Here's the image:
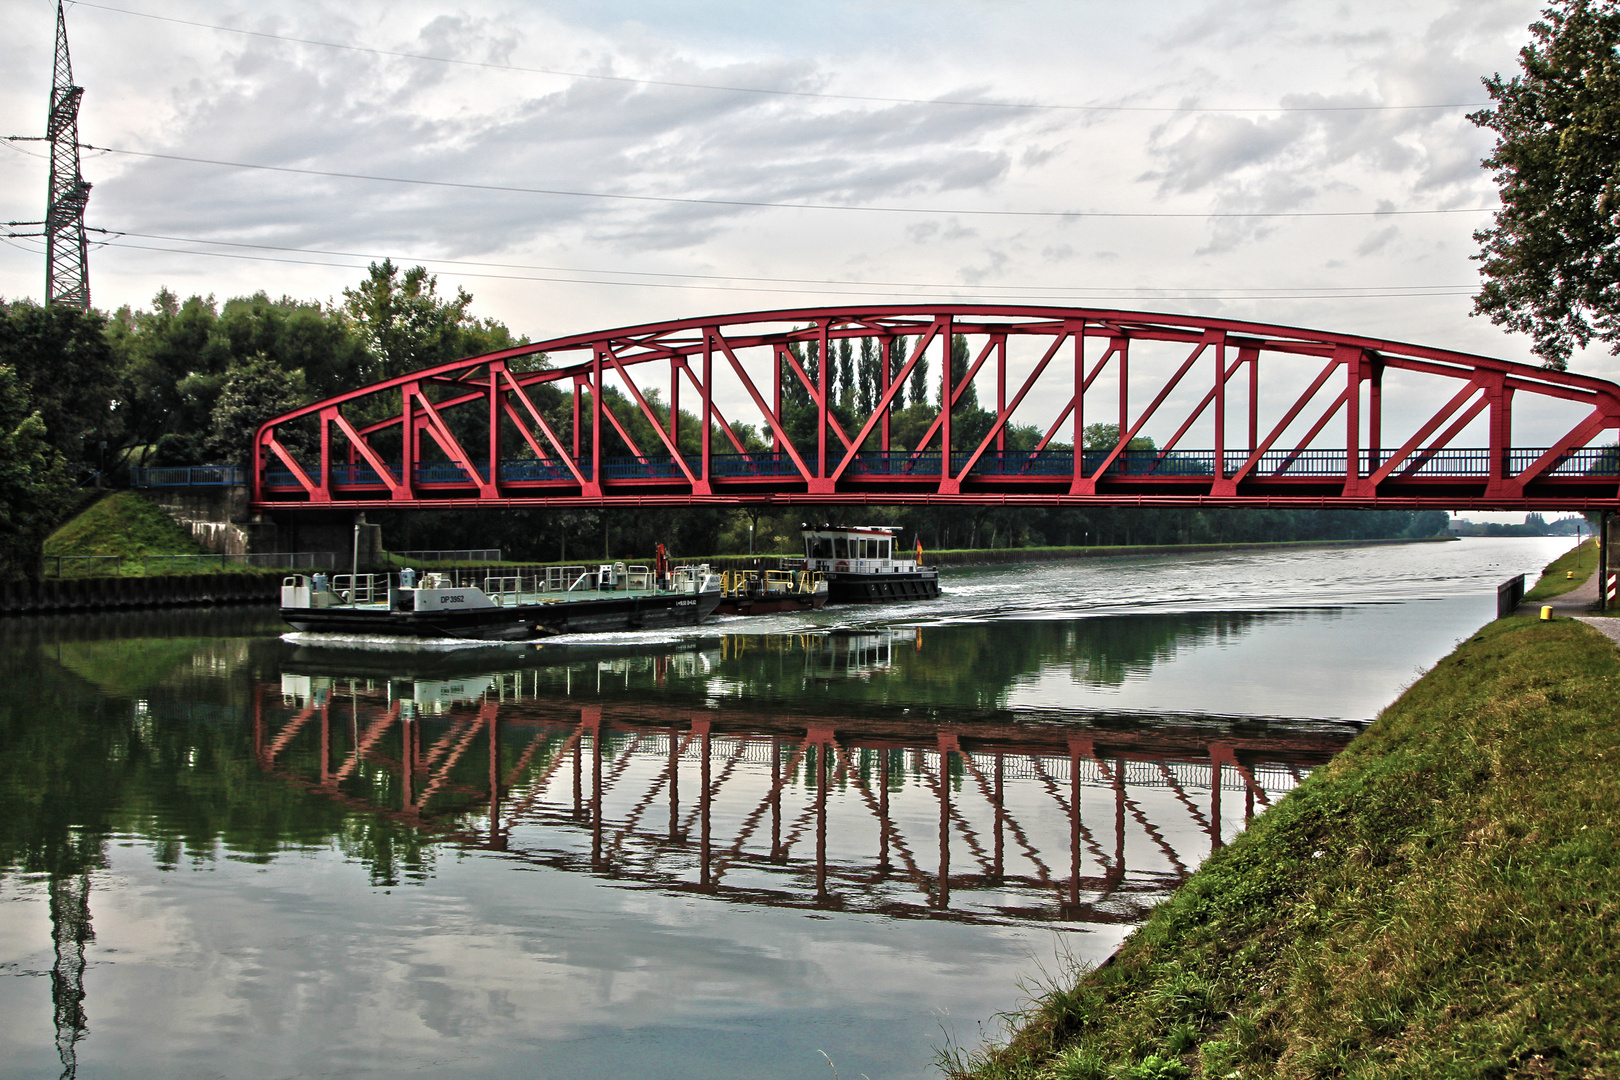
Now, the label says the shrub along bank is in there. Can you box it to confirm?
[948,549,1620,1079]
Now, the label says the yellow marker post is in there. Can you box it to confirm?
[1541,606,1554,621]
[1568,570,1575,579]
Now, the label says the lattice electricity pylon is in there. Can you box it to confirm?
[44,0,91,309]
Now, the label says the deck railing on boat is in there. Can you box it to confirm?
[482,576,523,606]
[331,573,387,604]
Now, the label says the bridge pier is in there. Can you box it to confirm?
[265,509,383,570]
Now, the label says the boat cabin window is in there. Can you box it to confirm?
[834,537,849,558]
[878,539,889,560]
[808,536,832,559]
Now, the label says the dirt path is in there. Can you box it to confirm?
[1518,560,1620,646]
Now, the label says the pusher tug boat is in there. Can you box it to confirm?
[798,524,940,603]
[280,560,722,641]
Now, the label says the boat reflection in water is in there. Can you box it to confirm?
[262,634,1355,926]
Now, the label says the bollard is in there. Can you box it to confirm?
[1541,605,1554,621]
[1568,570,1575,579]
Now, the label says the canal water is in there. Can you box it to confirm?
[0,537,1571,1079]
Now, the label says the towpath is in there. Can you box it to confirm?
[1520,561,1620,647]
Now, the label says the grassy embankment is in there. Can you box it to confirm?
[1522,536,1600,604]
[947,543,1620,1079]
[41,490,243,576]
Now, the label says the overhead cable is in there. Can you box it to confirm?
[100,228,1480,296]
[63,143,1497,220]
[83,234,1480,302]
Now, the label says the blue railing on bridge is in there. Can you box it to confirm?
[258,444,1620,492]
[707,452,803,478]
[132,465,247,488]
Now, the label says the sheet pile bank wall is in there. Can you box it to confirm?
[250,305,1620,514]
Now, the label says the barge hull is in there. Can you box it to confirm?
[285,591,718,640]
[715,594,829,616]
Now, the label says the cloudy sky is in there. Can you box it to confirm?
[2,0,1561,355]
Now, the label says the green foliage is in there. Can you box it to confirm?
[950,554,1620,1079]
[106,289,347,464]
[858,335,879,414]
[0,363,72,580]
[343,259,520,382]
[206,354,310,468]
[949,332,979,412]
[0,619,366,883]
[96,265,525,473]
[1471,0,1620,368]
[0,298,117,465]
[905,335,928,406]
[1119,1055,1190,1080]
[1082,423,1156,451]
[44,490,203,559]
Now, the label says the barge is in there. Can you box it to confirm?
[715,567,829,616]
[800,525,940,603]
[281,562,722,641]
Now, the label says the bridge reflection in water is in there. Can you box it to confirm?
[257,637,1354,926]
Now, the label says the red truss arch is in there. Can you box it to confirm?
[252,305,1620,511]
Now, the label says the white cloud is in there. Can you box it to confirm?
[8,0,1602,392]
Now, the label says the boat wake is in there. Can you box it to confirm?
[281,631,515,651]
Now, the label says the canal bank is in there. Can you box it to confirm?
[949,542,1620,1079]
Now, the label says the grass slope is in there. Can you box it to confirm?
[44,490,204,558]
[1523,538,1600,604]
[952,557,1620,1079]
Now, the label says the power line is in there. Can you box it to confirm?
[67,231,1479,302]
[62,143,1497,220]
[98,228,1481,297]
[69,0,1486,115]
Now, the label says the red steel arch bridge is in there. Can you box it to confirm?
[250,305,1620,512]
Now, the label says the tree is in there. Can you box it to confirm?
[0,300,117,468]
[949,333,978,411]
[836,338,854,408]
[214,292,368,399]
[889,336,908,409]
[1083,423,1156,451]
[1470,1,1620,369]
[343,260,518,382]
[905,337,928,406]
[0,364,72,580]
[857,336,878,415]
[206,355,312,468]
